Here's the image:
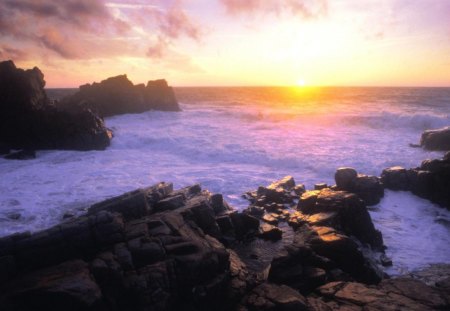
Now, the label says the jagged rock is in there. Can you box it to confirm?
[258,223,282,241]
[334,168,384,205]
[420,126,450,150]
[0,60,112,152]
[314,278,450,310]
[0,260,103,311]
[296,188,383,249]
[239,282,308,311]
[254,176,297,204]
[61,75,180,117]
[381,154,450,209]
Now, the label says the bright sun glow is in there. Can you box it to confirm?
[297,79,306,87]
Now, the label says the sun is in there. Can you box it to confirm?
[297,79,306,87]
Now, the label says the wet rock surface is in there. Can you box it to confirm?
[420,126,450,151]
[0,179,448,310]
[0,60,112,153]
[61,75,180,117]
[381,152,450,209]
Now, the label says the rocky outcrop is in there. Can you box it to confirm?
[61,75,180,117]
[0,183,240,311]
[381,152,450,209]
[420,126,450,151]
[0,181,448,310]
[242,176,385,296]
[310,278,450,311]
[0,60,112,152]
[334,168,384,205]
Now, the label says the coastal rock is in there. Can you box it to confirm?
[334,168,384,205]
[239,283,308,311]
[420,126,450,150]
[296,188,383,249]
[258,223,283,241]
[381,153,450,209]
[0,183,235,311]
[61,75,180,117]
[0,60,112,152]
[314,278,450,310]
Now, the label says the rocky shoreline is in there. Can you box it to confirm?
[1,155,449,310]
[0,60,179,158]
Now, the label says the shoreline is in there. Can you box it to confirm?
[1,155,449,310]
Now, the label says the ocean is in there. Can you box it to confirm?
[1,86,450,275]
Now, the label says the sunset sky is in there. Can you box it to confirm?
[1,0,449,87]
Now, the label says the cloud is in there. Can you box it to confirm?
[0,0,200,62]
[0,45,28,61]
[220,0,328,19]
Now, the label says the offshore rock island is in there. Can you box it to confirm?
[0,61,180,157]
[0,155,449,310]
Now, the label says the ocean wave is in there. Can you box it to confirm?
[339,111,450,131]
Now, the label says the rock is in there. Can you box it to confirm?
[314,183,328,190]
[420,126,450,150]
[0,183,236,311]
[382,154,450,209]
[335,167,358,190]
[1,260,103,311]
[296,189,383,249]
[380,166,409,190]
[254,176,297,204]
[0,60,112,151]
[239,282,308,311]
[89,182,175,220]
[297,190,320,214]
[230,213,260,237]
[334,168,384,205]
[258,223,283,241]
[0,143,10,155]
[314,278,450,310]
[61,75,180,117]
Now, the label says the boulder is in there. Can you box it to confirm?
[334,168,384,205]
[296,189,383,249]
[0,60,112,152]
[61,75,180,117]
[420,126,450,151]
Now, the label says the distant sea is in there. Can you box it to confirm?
[1,86,450,275]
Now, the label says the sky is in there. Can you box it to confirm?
[1,0,449,87]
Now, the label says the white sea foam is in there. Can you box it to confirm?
[0,87,449,274]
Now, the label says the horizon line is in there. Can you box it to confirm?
[46,84,450,89]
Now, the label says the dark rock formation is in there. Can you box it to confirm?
[381,153,450,209]
[0,183,240,311]
[242,177,385,296]
[420,126,450,151]
[334,168,384,205]
[61,75,180,117]
[239,283,308,311]
[295,188,383,249]
[1,181,448,311]
[4,149,36,160]
[0,60,112,152]
[311,278,449,310]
